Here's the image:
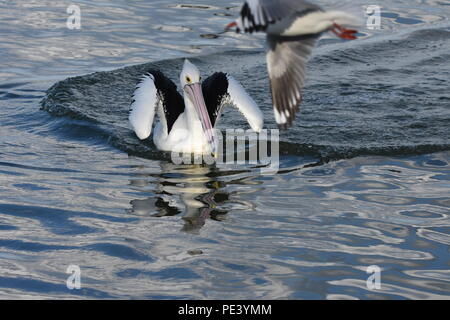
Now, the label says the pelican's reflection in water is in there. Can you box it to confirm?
[128,162,228,233]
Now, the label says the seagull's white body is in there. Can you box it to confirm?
[129,60,264,154]
[273,10,359,36]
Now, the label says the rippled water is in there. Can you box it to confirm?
[1,0,449,299]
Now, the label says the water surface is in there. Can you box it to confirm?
[0,0,449,299]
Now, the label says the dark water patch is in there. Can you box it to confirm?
[0,82,28,89]
[0,169,27,176]
[52,120,113,145]
[0,92,43,100]
[0,203,137,236]
[0,239,77,252]
[85,243,153,262]
[381,12,399,19]
[400,210,444,219]
[423,159,448,167]
[117,267,199,280]
[12,183,52,191]
[433,173,450,181]
[395,17,423,25]
[0,224,17,231]
[0,161,80,174]
[302,168,336,177]
[0,276,113,298]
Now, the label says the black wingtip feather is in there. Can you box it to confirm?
[202,72,229,126]
[140,69,185,134]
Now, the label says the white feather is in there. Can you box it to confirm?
[129,75,158,140]
[282,10,361,36]
[226,75,263,132]
[274,108,287,125]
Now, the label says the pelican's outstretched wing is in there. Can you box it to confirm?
[202,72,263,132]
[235,0,321,33]
[129,70,184,139]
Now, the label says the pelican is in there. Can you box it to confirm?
[129,59,263,154]
[226,0,360,128]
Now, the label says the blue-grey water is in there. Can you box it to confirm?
[1,0,449,299]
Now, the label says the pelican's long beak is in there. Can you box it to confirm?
[184,82,216,154]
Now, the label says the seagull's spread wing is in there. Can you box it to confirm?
[266,34,317,128]
[237,0,321,33]
[129,70,184,139]
[202,72,263,132]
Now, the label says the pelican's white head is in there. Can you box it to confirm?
[180,59,201,87]
[180,59,215,153]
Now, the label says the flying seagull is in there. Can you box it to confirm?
[129,59,263,154]
[226,0,360,128]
